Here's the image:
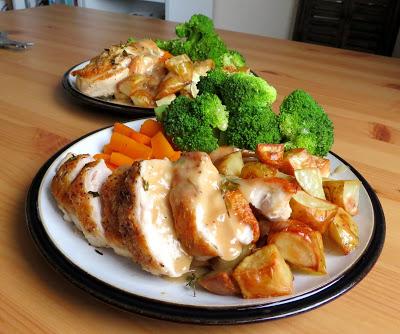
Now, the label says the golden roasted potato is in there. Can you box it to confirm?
[278,148,317,176]
[256,143,285,166]
[323,180,361,215]
[198,271,240,296]
[268,220,326,274]
[233,244,293,299]
[209,146,237,163]
[224,190,260,242]
[294,168,325,199]
[214,151,244,176]
[313,156,331,178]
[328,207,359,254]
[290,191,338,233]
[240,161,277,179]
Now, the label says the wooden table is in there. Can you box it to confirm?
[1,5,399,333]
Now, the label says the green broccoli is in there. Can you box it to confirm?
[155,38,185,56]
[223,105,281,150]
[160,93,228,152]
[279,89,334,156]
[219,50,246,70]
[197,68,229,96]
[220,72,277,110]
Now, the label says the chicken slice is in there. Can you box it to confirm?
[73,45,132,98]
[238,177,298,222]
[68,159,112,247]
[118,160,192,277]
[100,166,131,257]
[51,153,94,222]
[169,152,245,261]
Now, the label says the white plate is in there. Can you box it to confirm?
[27,119,385,323]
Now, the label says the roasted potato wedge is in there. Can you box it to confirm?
[328,207,359,254]
[256,143,285,166]
[295,168,325,199]
[214,151,244,176]
[233,244,293,299]
[198,271,240,296]
[209,146,237,163]
[290,191,338,233]
[278,149,317,176]
[240,161,277,179]
[323,180,361,215]
[313,156,330,178]
[268,220,326,274]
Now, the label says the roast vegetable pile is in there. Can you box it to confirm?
[155,14,334,157]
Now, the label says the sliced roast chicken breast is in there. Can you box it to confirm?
[68,159,112,247]
[169,152,255,261]
[51,153,94,222]
[118,160,192,277]
[238,177,298,222]
[100,166,131,257]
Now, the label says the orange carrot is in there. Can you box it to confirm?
[110,132,152,160]
[140,119,163,137]
[93,153,111,161]
[110,152,135,167]
[170,150,181,162]
[151,131,180,160]
[103,144,113,154]
[105,162,118,170]
[114,122,151,146]
[160,51,173,63]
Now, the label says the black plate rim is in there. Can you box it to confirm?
[25,121,386,325]
[61,61,155,117]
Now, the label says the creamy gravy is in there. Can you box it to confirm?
[138,160,192,276]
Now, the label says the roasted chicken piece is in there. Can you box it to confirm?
[100,166,131,257]
[118,160,192,277]
[169,152,256,260]
[72,39,165,99]
[67,159,112,247]
[73,45,132,98]
[238,177,298,222]
[51,153,94,223]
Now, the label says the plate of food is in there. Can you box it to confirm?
[62,14,250,117]
[27,65,385,323]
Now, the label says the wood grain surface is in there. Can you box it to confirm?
[0,5,399,333]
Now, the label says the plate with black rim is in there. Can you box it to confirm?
[62,61,156,117]
[26,118,385,325]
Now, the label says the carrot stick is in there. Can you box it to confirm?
[110,152,135,167]
[114,122,151,146]
[103,144,113,154]
[160,51,173,63]
[105,162,118,170]
[93,153,111,161]
[110,132,152,160]
[140,119,163,137]
[151,131,181,161]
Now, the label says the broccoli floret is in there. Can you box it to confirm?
[161,94,228,152]
[197,69,229,96]
[279,89,334,156]
[220,72,277,110]
[223,105,281,150]
[194,92,228,131]
[220,50,246,70]
[155,38,185,56]
[175,14,215,38]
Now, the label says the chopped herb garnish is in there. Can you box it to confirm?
[95,249,103,255]
[185,271,198,297]
[122,50,128,57]
[104,48,110,52]
[88,191,100,197]
[127,37,135,43]
[142,178,149,191]
[66,154,77,163]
